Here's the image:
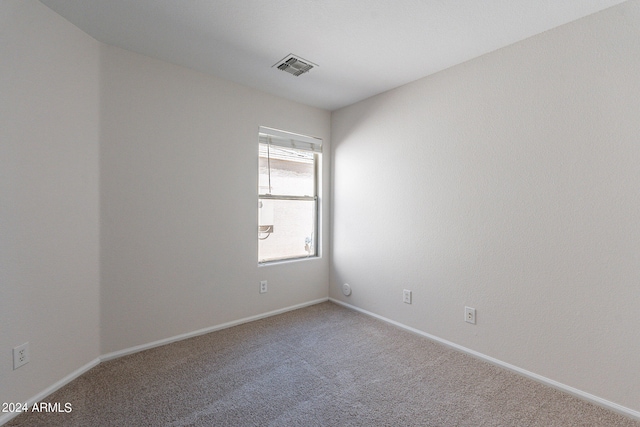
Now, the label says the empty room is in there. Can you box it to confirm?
[2,0,639,425]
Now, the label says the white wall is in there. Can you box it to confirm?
[99,45,331,354]
[1,0,330,409]
[0,0,101,405]
[331,0,640,413]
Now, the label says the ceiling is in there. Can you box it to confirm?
[39,0,627,111]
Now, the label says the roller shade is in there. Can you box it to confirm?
[259,126,322,153]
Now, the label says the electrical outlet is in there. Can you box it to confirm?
[13,342,30,370]
[465,306,476,324]
[403,289,412,304]
[260,280,268,294]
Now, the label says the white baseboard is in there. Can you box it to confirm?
[101,297,329,362]
[1,298,328,426]
[329,298,640,421]
[0,358,100,426]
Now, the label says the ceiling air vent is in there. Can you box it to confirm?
[273,54,317,76]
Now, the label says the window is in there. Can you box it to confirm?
[258,126,321,263]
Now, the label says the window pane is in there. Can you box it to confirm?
[259,144,314,196]
[258,198,316,263]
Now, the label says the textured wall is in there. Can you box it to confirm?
[0,0,101,405]
[99,45,330,354]
[331,1,640,412]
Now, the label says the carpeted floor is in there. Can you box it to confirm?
[6,301,639,426]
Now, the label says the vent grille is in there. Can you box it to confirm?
[273,54,317,76]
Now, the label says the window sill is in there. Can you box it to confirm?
[258,255,321,267]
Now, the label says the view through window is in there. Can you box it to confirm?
[258,127,321,263]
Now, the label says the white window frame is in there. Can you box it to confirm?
[258,126,322,264]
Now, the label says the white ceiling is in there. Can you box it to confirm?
[40,0,627,111]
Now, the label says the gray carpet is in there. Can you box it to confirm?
[7,301,639,426]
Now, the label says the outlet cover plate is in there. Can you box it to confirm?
[260,280,268,294]
[465,306,476,324]
[403,289,412,304]
[13,342,30,370]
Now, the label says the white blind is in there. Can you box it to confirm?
[259,126,322,153]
